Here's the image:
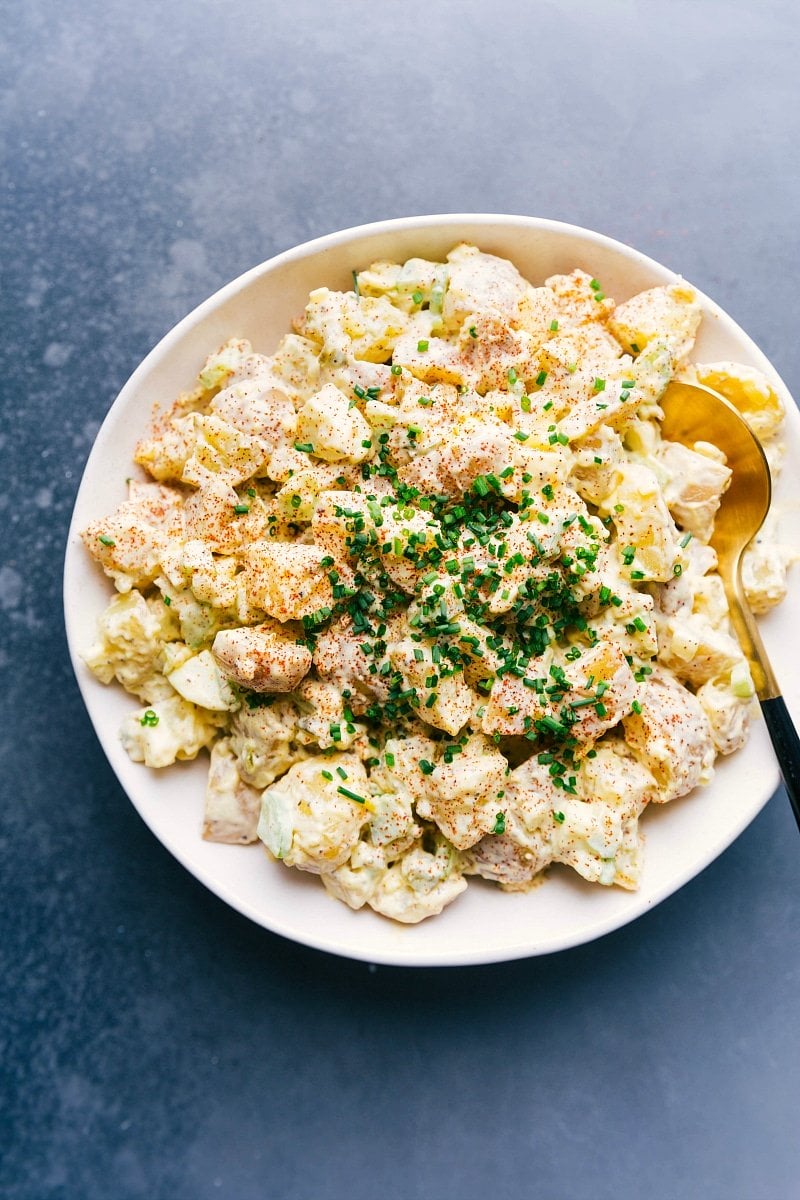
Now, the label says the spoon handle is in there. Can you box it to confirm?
[760,697,800,832]
[722,566,800,828]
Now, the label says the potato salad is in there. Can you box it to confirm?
[81,244,792,923]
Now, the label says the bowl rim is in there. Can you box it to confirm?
[64,213,793,965]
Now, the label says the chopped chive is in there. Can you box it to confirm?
[338,786,365,804]
[233,504,250,514]
[98,535,116,547]
[367,500,384,526]
[294,442,314,453]
[417,339,429,353]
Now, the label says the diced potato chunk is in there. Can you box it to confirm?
[257,754,370,873]
[482,642,637,747]
[120,695,223,768]
[388,638,475,736]
[244,542,334,622]
[166,649,239,711]
[657,613,747,688]
[658,441,731,542]
[302,288,409,362]
[443,243,530,329]
[416,735,509,850]
[367,842,467,923]
[295,383,372,463]
[598,464,681,582]
[608,283,701,361]
[623,669,715,802]
[180,413,270,487]
[82,589,179,701]
[212,620,312,693]
[203,738,262,844]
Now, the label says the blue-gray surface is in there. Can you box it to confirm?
[2,1,799,1197]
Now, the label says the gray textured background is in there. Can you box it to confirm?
[3,2,800,1197]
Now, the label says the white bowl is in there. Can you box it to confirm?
[64,214,800,966]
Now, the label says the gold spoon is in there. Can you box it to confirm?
[659,379,800,829]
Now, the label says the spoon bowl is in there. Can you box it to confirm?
[660,379,800,825]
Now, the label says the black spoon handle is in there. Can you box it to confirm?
[761,696,800,832]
